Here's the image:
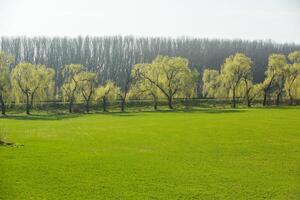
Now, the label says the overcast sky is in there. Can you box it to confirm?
[0,0,299,43]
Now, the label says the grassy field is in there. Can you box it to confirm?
[1,108,299,200]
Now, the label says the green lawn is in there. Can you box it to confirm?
[1,108,299,200]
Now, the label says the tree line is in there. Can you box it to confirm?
[1,36,300,97]
[1,49,300,115]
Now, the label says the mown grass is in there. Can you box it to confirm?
[0,108,299,199]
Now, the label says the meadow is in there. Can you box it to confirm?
[1,107,300,200]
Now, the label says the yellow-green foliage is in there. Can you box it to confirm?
[11,62,55,103]
[76,71,97,102]
[0,52,14,102]
[61,64,84,102]
[132,56,198,99]
[220,53,253,95]
[202,69,220,98]
[263,54,287,90]
[131,63,162,100]
[95,80,119,101]
[285,51,300,100]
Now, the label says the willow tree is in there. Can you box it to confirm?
[285,51,300,104]
[220,53,253,108]
[61,64,83,113]
[11,63,55,114]
[131,63,162,110]
[240,82,263,107]
[77,72,97,113]
[133,56,196,109]
[179,69,199,109]
[202,69,221,98]
[0,52,14,115]
[95,80,119,112]
[262,54,287,106]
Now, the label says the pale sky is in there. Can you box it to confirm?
[0,0,299,43]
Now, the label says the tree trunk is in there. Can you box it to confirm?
[120,98,125,112]
[263,90,267,106]
[153,97,158,111]
[85,101,90,113]
[26,93,30,115]
[232,88,236,108]
[275,93,280,106]
[69,99,73,113]
[0,95,6,115]
[103,96,108,112]
[167,96,173,109]
[288,88,293,105]
[247,99,251,108]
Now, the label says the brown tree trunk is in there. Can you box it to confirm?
[69,98,74,113]
[85,101,90,113]
[26,93,30,115]
[103,96,108,112]
[232,88,236,108]
[120,98,125,112]
[153,97,158,111]
[288,89,293,105]
[0,95,6,115]
[167,96,173,109]
[263,90,267,106]
[275,93,280,106]
[247,99,251,107]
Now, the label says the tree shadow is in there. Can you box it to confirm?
[0,108,248,121]
[0,113,81,121]
[95,108,246,116]
[186,108,247,114]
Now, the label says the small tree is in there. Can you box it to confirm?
[95,81,119,112]
[117,78,131,112]
[179,69,199,109]
[285,51,300,105]
[131,64,162,110]
[240,81,263,107]
[262,54,287,106]
[0,52,14,115]
[77,72,97,113]
[61,64,83,113]
[220,53,253,108]
[133,56,195,109]
[11,62,55,114]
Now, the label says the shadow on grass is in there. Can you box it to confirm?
[0,113,81,121]
[191,108,247,114]
[95,108,246,116]
[0,107,248,121]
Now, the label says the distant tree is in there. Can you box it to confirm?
[95,80,119,112]
[262,54,287,106]
[0,52,14,115]
[133,56,196,109]
[11,63,55,114]
[77,72,97,113]
[220,53,253,108]
[61,64,83,113]
[285,51,300,104]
